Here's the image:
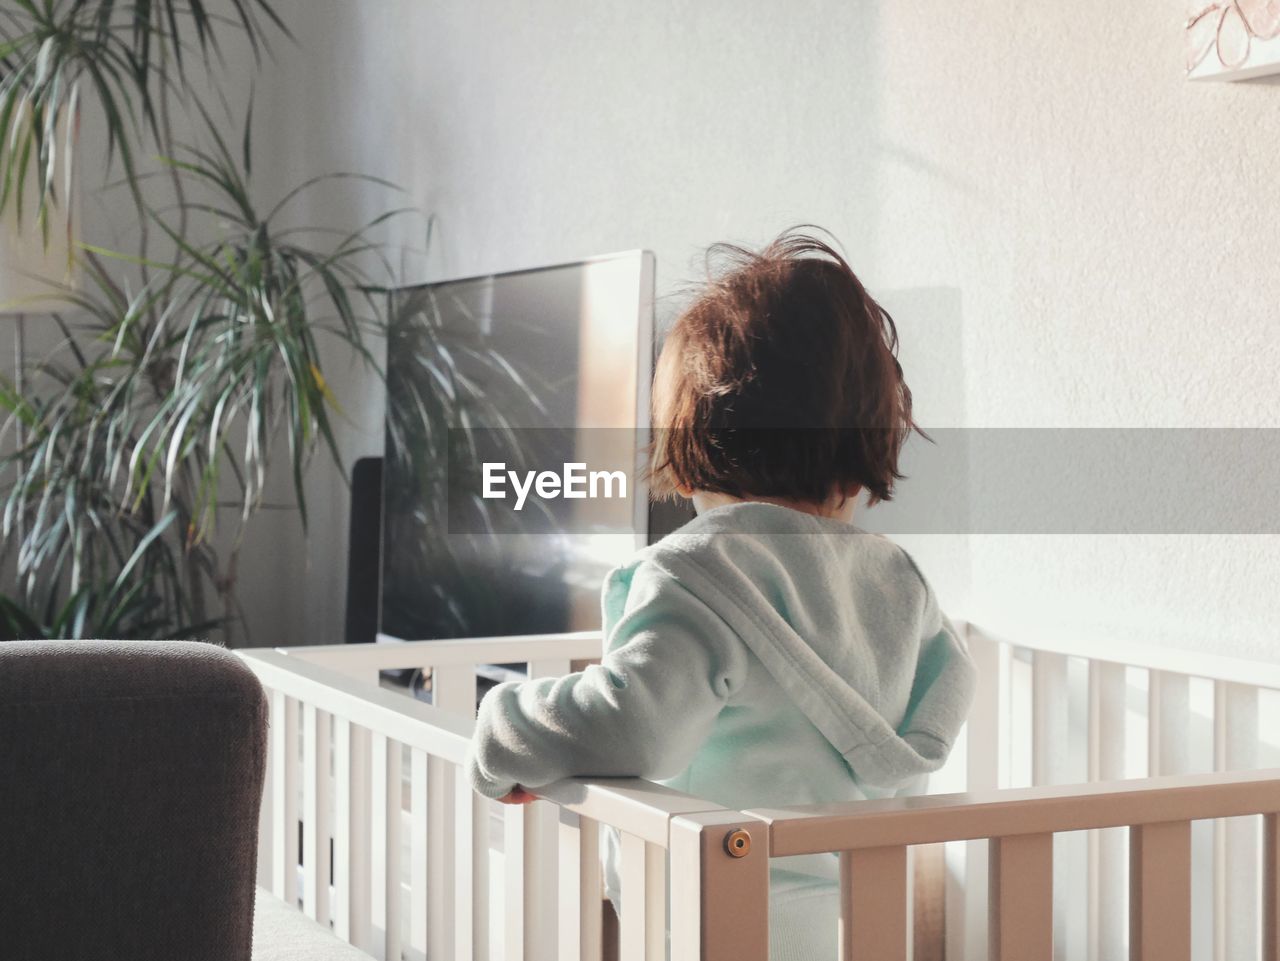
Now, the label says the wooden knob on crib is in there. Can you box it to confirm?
[724,828,752,858]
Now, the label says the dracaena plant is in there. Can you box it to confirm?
[0,0,286,229]
[0,0,300,642]
[0,106,406,641]
[0,1,547,643]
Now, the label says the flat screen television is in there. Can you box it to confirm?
[379,251,656,643]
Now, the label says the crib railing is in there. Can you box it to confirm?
[240,633,768,961]
[748,769,1280,961]
[961,624,1280,961]
[239,624,1280,961]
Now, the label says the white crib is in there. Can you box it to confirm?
[238,624,1280,961]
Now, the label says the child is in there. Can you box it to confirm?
[465,229,976,959]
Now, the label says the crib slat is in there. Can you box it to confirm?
[1215,681,1258,961]
[913,843,945,961]
[504,804,527,960]
[558,810,604,961]
[350,725,373,951]
[1265,812,1279,961]
[957,631,1005,961]
[371,733,402,961]
[410,748,428,957]
[1149,671,1190,777]
[1011,653,1033,789]
[839,845,907,961]
[524,659,566,960]
[502,803,559,960]
[533,802,563,958]
[644,841,666,961]
[581,816,604,961]
[616,833,664,961]
[1088,661,1127,961]
[271,691,299,905]
[453,773,481,961]
[966,630,1005,792]
[432,664,476,717]
[558,809,583,960]
[1032,651,1081,961]
[1032,651,1069,787]
[428,756,455,961]
[989,833,1053,961]
[473,792,491,961]
[302,705,332,925]
[1149,671,1215,961]
[332,716,352,939]
[620,831,648,961]
[334,720,373,949]
[1130,820,1191,961]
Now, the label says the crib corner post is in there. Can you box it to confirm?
[669,811,769,961]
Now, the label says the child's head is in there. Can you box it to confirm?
[649,228,917,507]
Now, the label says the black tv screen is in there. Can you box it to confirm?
[379,252,655,641]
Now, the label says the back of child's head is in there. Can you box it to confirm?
[650,227,917,505]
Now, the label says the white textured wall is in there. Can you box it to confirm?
[242,0,1280,659]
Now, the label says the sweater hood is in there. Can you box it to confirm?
[619,502,976,790]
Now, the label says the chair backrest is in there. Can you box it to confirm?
[0,640,269,961]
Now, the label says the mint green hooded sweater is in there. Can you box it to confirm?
[466,502,976,959]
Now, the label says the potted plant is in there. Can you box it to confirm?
[0,1,408,642]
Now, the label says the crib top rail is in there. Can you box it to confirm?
[968,622,1280,691]
[242,647,474,762]
[538,778,731,847]
[273,630,605,679]
[238,644,732,850]
[748,766,1280,856]
[257,620,1280,694]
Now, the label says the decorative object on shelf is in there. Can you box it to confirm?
[1187,0,1280,80]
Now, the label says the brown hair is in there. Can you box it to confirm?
[649,228,918,505]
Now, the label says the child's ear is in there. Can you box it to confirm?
[675,483,695,499]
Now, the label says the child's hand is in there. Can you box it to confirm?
[496,786,538,805]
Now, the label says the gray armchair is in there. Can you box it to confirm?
[0,640,268,961]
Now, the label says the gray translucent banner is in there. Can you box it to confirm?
[437,428,1280,535]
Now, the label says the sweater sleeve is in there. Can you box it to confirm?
[465,563,748,799]
[891,579,976,775]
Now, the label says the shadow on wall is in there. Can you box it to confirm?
[859,286,971,614]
